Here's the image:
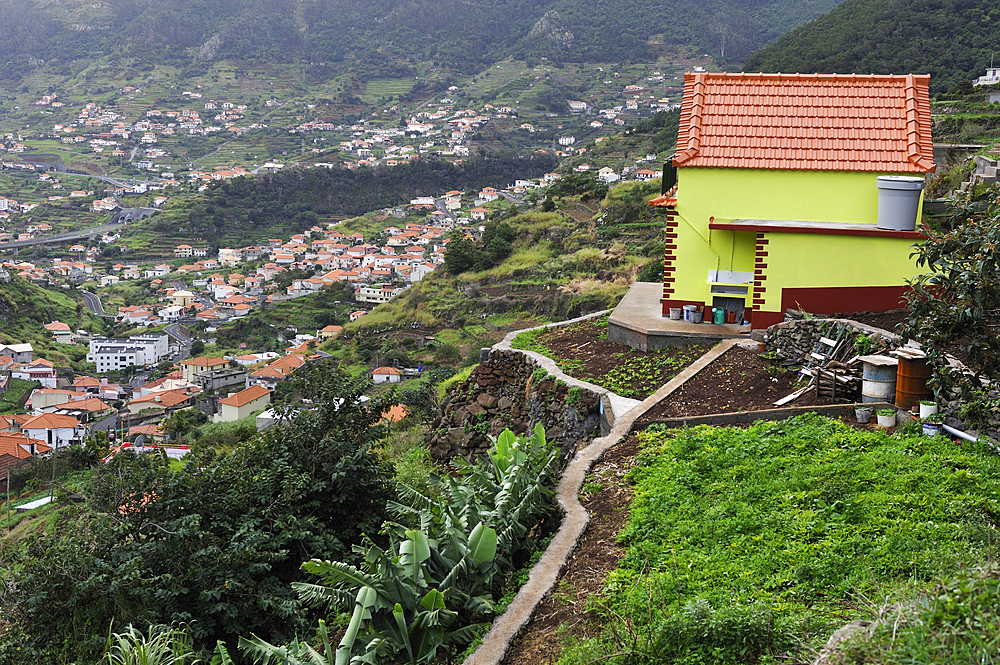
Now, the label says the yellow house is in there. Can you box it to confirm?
[650,72,935,329]
[172,290,195,307]
[180,356,230,383]
[215,385,272,423]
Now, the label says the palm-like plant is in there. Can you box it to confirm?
[104,624,198,665]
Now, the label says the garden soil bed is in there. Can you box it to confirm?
[524,318,715,399]
[635,345,822,425]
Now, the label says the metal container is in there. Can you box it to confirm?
[683,304,698,322]
[861,355,898,403]
[895,356,932,409]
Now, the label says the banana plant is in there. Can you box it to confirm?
[390,424,559,570]
[279,525,496,665]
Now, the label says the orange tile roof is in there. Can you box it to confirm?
[182,356,229,367]
[220,385,271,407]
[63,397,111,412]
[129,389,193,408]
[0,432,49,458]
[22,413,80,430]
[673,72,934,173]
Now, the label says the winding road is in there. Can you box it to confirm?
[80,290,107,316]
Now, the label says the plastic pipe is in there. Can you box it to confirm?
[943,424,978,443]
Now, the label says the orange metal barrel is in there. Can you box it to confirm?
[895,356,932,409]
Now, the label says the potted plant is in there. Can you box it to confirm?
[919,400,938,419]
[922,412,946,437]
[876,408,896,428]
[855,406,873,424]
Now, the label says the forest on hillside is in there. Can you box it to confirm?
[0,0,844,81]
[745,0,1000,94]
[144,153,559,245]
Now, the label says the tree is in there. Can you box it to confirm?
[1,362,395,663]
[901,189,1000,397]
[443,231,478,275]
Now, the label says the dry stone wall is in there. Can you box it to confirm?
[427,349,601,462]
[760,317,897,363]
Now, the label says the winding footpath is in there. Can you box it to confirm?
[463,311,749,665]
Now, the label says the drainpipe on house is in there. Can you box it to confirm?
[675,212,721,270]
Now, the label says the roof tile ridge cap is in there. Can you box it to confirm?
[675,72,707,166]
[903,73,932,171]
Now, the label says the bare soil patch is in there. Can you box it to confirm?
[635,346,818,425]
[832,309,907,334]
[524,318,714,399]
[501,434,639,665]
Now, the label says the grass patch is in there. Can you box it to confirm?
[564,414,1000,664]
[437,365,474,400]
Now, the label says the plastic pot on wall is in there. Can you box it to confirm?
[876,409,896,428]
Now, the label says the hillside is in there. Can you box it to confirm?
[0,0,843,82]
[0,276,101,369]
[744,0,1000,94]
[116,152,559,256]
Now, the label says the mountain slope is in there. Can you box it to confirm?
[0,0,844,81]
[744,0,999,94]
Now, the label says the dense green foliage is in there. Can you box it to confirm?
[745,0,1000,94]
[444,222,515,275]
[561,415,1000,664]
[0,362,395,664]
[0,0,841,82]
[632,109,681,157]
[231,425,560,664]
[840,563,1000,664]
[900,188,1000,398]
[135,154,556,249]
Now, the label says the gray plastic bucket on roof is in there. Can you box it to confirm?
[876,176,924,231]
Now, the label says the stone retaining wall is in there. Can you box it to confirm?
[760,317,898,363]
[427,348,601,461]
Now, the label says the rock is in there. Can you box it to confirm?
[498,396,513,409]
[467,402,486,416]
[446,427,467,445]
[477,393,498,408]
[814,620,874,665]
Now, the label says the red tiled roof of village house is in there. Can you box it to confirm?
[219,385,271,407]
[673,72,934,173]
[0,432,49,458]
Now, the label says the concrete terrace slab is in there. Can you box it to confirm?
[608,281,750,351]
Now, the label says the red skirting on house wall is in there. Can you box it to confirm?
[750,285,910,330]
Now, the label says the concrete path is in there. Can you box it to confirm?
[463,323,747,665]
[494,310,641,421]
